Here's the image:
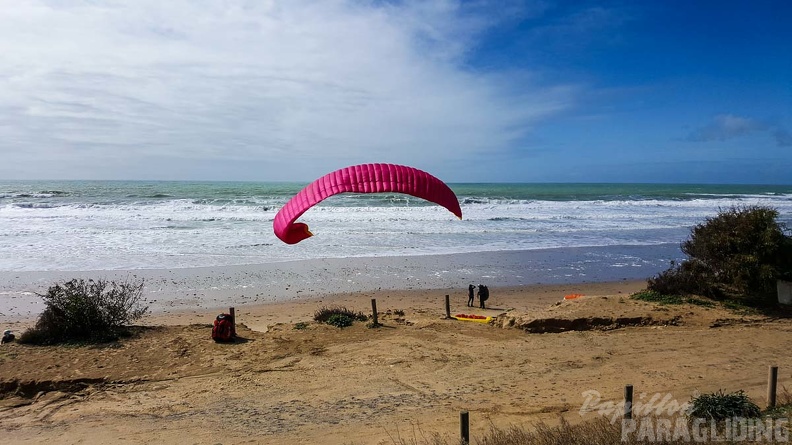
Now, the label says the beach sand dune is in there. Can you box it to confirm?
[3,282,792,444]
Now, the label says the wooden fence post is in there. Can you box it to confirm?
[445,295,451,319]
[229,307,236,338]
[460,410,470,444]
[371,299,379,326]
[768,366,778,409]
[624,384,633,420]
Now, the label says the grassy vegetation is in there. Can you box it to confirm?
[630,290,777,317]
[630,290,715,307]
[361,389,791,445]
[325,313,355,328]
[689,390,761,421]
[764,387,792,419]
[721,300,761,315]
[363,414,789,444]
[313,306,367,328]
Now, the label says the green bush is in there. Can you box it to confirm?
[648,260,711,297]
[325,314,355,328]
[19,278,148,345]
[313,306,367,328]
[313,306,367,323]
[689,390,761,422]
[648,206,792,307]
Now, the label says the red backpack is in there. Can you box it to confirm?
[212,314,235,342]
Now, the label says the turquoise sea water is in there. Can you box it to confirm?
[1,181,790,271]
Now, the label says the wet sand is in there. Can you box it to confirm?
[0,245,681,323]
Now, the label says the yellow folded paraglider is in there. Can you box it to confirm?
[453,313,492,323]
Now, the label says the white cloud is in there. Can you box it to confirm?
[0,0,574,180]
[687,114,791,147]
[689,114,764,140]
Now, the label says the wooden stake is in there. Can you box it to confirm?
[445,294,451,319]
[371,299,379,326]
[229,307,236,338]
[624,384,633,420]
[768,366,778,409]
[460,410,470,444]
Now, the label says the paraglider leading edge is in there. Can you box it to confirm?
[273,163,462,244]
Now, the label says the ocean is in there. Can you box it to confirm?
[2,181,791,272]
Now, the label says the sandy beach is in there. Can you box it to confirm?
[2,250,792,445]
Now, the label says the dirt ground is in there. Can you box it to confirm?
[2,282,792,444]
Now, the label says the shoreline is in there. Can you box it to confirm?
[0,244,679,324]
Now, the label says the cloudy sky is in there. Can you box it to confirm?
[1,0,789,183]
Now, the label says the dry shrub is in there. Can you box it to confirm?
[20,278,148,345]
[376,415,788,445]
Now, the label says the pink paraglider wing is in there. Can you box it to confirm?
[273,163,462,244]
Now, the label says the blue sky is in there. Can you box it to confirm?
[1,0,789,183]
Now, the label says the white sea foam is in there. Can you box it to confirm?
[1,184,790,272]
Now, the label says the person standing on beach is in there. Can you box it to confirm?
[478,285,489,309]
[467,284,475,307]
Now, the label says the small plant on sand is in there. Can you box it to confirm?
[293,321,309,330]
[765,386,792,418]
[632,290,685,304]
[631,290,715,307]
[19,278,148,345]
[325,313,355,328]
[314,307,368,323]
[689,390,761,422]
